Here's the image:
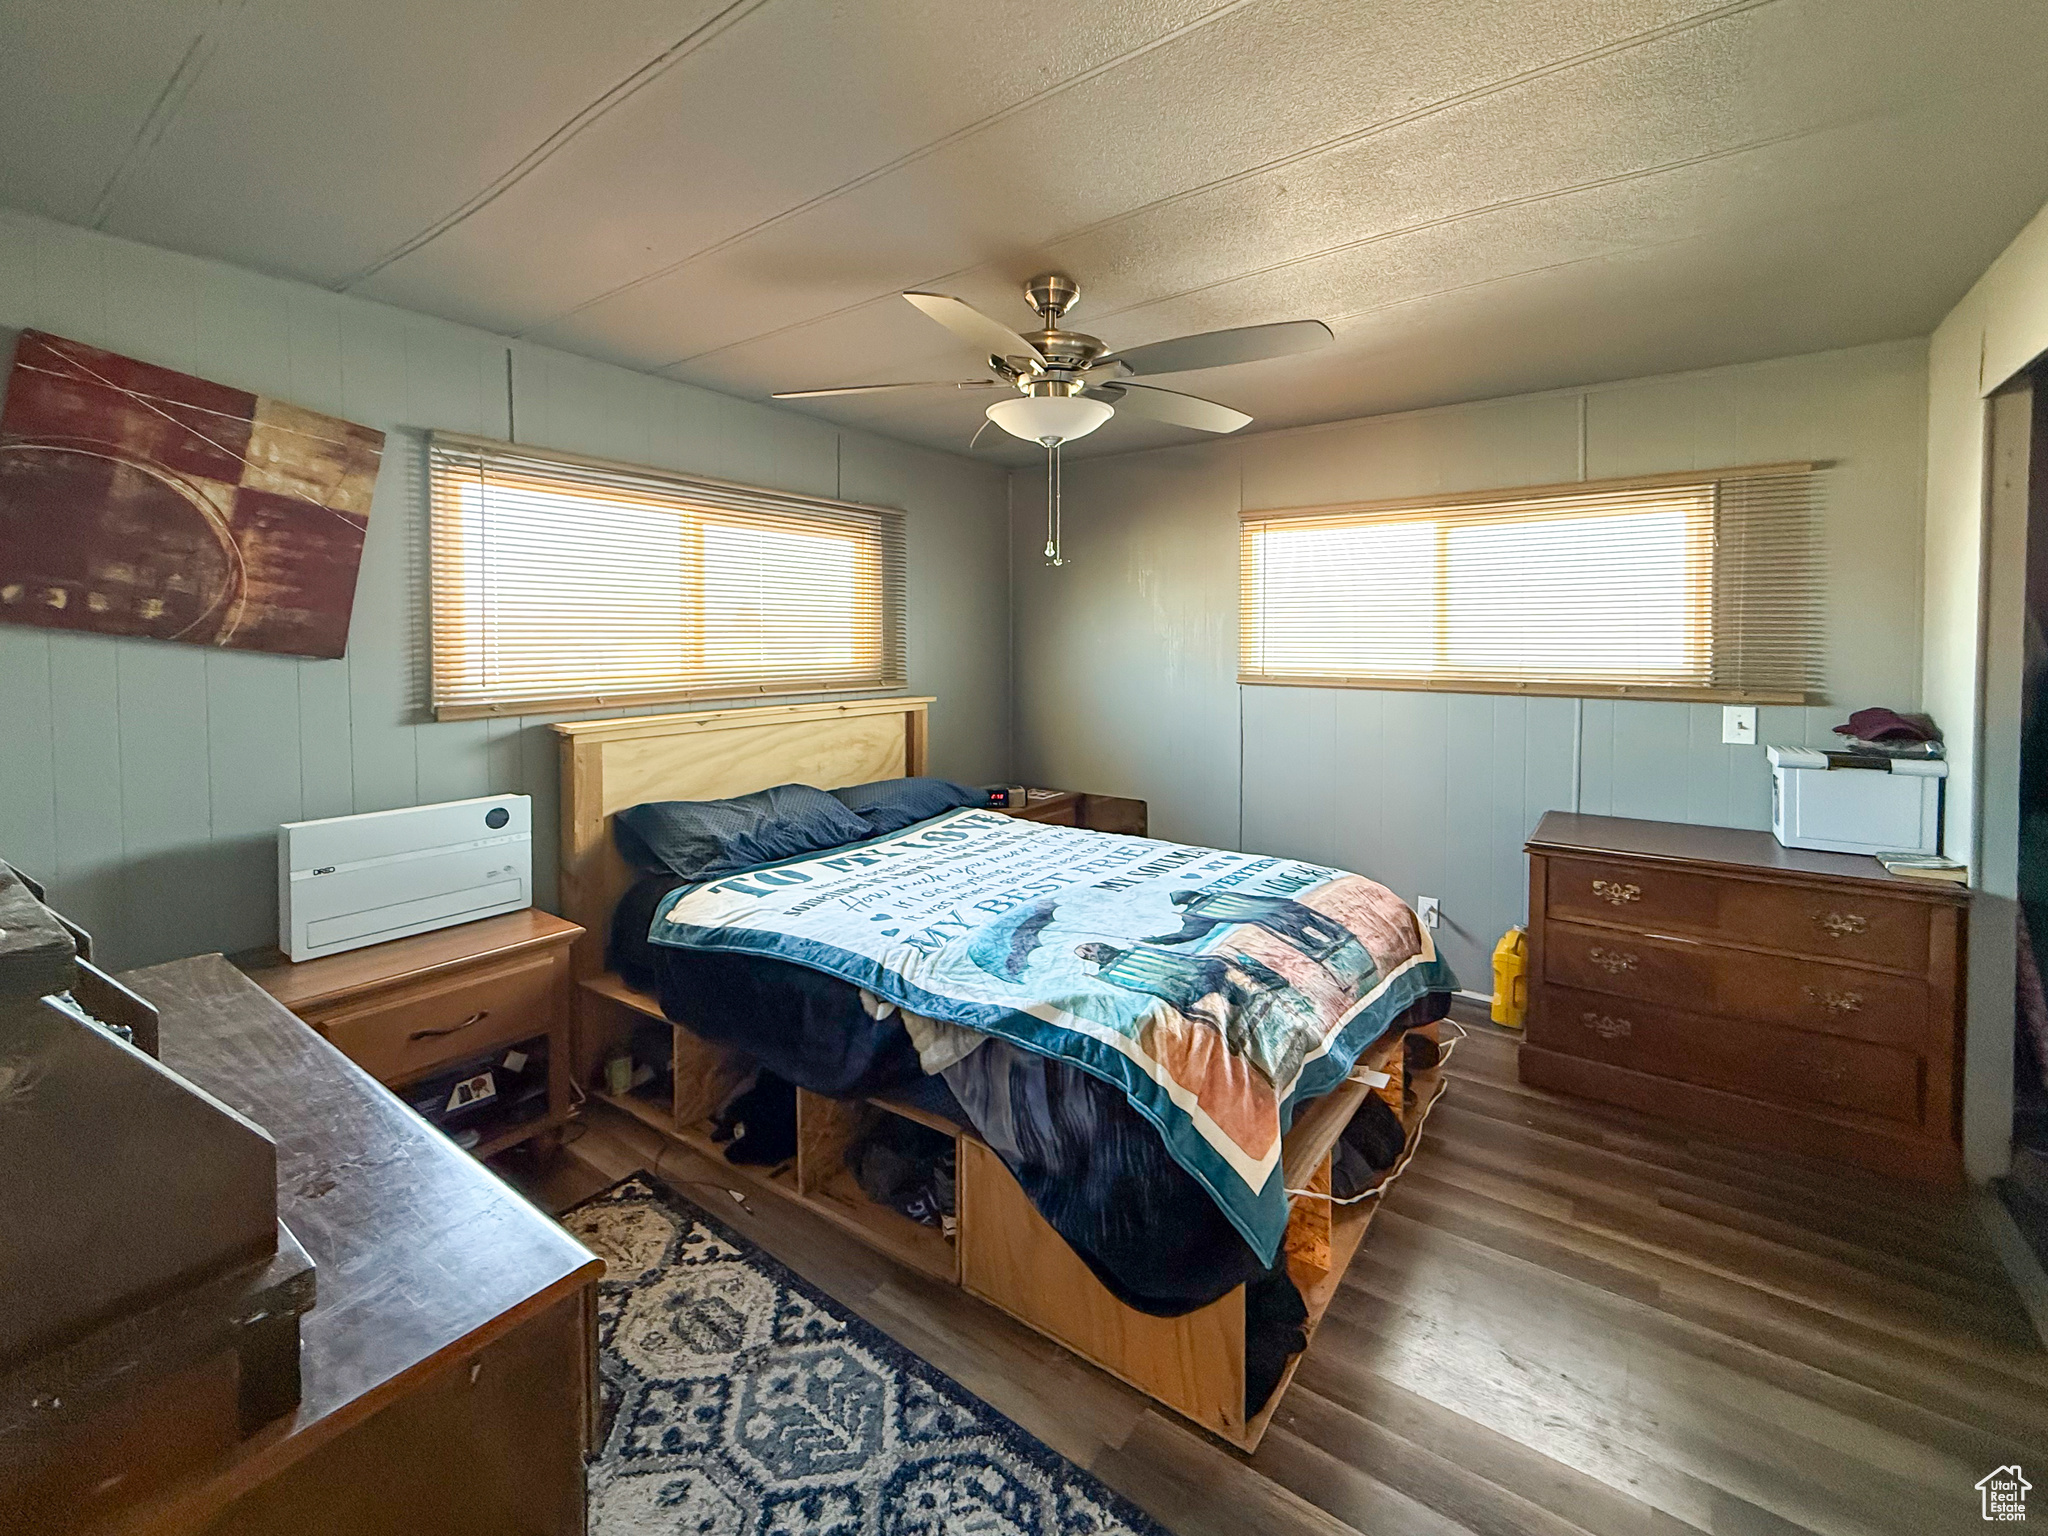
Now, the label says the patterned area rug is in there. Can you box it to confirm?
[564,1173,1172,1536]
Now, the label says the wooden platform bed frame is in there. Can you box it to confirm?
[554,696,1440,1452]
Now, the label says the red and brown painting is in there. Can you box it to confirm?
[0,330,383,658]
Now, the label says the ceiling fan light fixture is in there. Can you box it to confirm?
[985,394,1112,445]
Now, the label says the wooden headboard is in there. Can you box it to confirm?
[552,697,933,978]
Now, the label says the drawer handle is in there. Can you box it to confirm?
[1587,946,1638,974]
[1801,986,1863,1014]
[1796,1056,1849,1085]
[1591,880,1641,907]
[1814,911,1868,938]
[1581,1011,1633,1040]
[408,1010,487,1043]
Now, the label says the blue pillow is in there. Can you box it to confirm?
[830,776,983,835]
[613,784,874,881]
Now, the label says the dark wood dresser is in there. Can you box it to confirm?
[107,955,602,1535]
[1521,812,1968,1184]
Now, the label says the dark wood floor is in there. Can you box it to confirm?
[509,1019,2048,1536]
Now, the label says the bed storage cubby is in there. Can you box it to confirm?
[582,965,1436,1450]
[581,979,964,1283]
[553,698,1444,1452]
[795,1090,960,1283]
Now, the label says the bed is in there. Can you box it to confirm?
[554,696,1451,1450]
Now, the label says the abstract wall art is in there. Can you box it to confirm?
[0,330,384,658]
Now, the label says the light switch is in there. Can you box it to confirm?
[1722,705,1757,745]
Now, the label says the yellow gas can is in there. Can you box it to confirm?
[1491,927,1528,1028]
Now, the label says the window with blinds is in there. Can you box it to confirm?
[427,433,905,718]
[1238,464,1821,702]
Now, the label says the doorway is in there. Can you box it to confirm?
[2009,375,2048,1252]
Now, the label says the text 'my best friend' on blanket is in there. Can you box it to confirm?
[648,808,1458,1262]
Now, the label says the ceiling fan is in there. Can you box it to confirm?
[774,274,1332,564]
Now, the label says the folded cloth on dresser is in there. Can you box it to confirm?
[647,807,1458,1263]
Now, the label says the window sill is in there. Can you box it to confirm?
[433,678,910,722]
[1236,674,1812,706]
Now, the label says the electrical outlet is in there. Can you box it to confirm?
[1416,896,1441,929]
[1722,705,1757,745]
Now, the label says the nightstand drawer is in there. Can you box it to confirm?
[1530,985,1922,1124]
[1544,856,1929,970]
[1016,798,1079,826]
[313,950,562,1085]
[1542,920,1928,1046]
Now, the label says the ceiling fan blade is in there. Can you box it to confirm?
[1099,382,1251,435]
[903,292,1045,366]
[1106,319,1332,377]
[772,379,1001,399]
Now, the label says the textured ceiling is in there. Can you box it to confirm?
[4,0,2047,464]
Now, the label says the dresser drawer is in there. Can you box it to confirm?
[1529,984,1923,1125]
[311,950,562,1085]
[1542,920,1928,1046]
[1544,857,1930,970]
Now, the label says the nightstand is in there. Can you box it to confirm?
[996,788,1148,835]
[240,909,583,1161]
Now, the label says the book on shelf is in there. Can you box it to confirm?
[1875,853,1968,883]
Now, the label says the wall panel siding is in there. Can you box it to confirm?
[0,630,56,880]
[205,650,305,956]
[0,209,1010,968]
[1438,695,1496,971]
[294,660,355,823]
[45,639,125,945]
[1013,340,1929,988]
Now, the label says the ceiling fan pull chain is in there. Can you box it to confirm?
[1048,438,1064,573]
[1044,439,1066,567]
[1043,441,1054,560]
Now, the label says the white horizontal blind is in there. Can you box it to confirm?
[1239,465,1820,702]
[428,433,905,718]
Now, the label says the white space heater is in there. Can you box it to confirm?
[1767,748,1944,857]
[278,795,532,962]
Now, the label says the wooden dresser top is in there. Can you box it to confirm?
[1525,812,1970,903]
[116,953,601,1517]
